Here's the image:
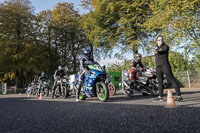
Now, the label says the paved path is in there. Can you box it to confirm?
[0,88,199,133]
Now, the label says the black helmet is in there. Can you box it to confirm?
[135,53,142,60]
[41,72,46,77]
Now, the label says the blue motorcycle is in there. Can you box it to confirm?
[77,62,109,102]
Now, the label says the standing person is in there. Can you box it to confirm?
[153,35,183,101]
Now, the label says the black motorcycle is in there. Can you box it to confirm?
[52,76,70,99]
[39,80,50,97]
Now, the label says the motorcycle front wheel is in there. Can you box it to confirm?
[63,86,70,99]
[51,89,55,99]
[96,81,109,102]
[45,88,49,97]
[37,88,41,97]
[122,82,133,97]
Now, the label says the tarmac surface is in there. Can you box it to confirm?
[0,88,199,133]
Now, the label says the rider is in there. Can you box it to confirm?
[31,77,39,92]
[38,72,48,82]
[52,65,66,98]
[76,49,94,102]
[130,53,144,89]
[38,72,49,93]
[32,77,39,85]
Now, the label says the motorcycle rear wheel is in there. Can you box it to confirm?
[108,83,116,96]
[150,86,159,96]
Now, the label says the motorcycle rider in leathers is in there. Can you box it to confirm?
[130,53,144,94]
[52,65,66,99]
[76,49,94,102]
[38,72,50,94]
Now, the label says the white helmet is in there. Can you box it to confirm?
[58,65,63,71]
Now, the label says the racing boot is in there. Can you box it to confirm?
[175,96,183,102]
[129,80,135,97]
[76,81,83,102]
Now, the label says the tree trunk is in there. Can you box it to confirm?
[133,44,138,57]
[90,43,93,59]
[15,69,23,88]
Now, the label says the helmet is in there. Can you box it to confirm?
[41,72,46,77]
[58,65,63,71]
[135,53,142,61]
[83,49,92,59]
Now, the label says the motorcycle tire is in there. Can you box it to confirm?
[45,88,49,97]
[55,86,60,98]
[142,92,149,96]
[108,83,116,96]
[150,86,159,96]
[52,86,58,99]
[96,81,109,102]
[122,84,133,97]
[37,89,41,97]
[64,86,70,99]
[51,89,55,99]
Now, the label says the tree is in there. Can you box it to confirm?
[0,0,37,87]
[81,0,152,57]
[143,0,200,55]
[36,10,60,75]
[51,2,87,72]
[0,1,90,87]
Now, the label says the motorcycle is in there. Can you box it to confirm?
[52,76,70,99]
[39,80,50,97]
[26,84,32,95]
[121,67,159,97]
[74,62,109,102]
[34,82,41,97]
[69,74,79,96]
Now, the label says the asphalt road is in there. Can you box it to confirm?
[0,88,200,133]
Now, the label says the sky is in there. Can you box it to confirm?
[0,0,86,14]
[30,0,86,14]
[0,0,132,66]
